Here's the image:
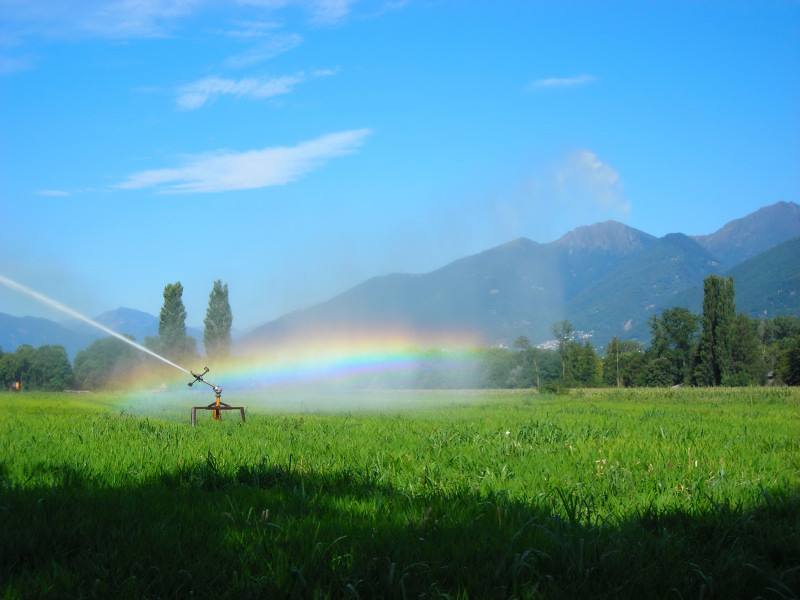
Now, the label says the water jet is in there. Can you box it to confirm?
[0,274,190,374]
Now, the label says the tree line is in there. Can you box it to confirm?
[604,276,800,387]
[475,276,800,389]
[1,274,799,391]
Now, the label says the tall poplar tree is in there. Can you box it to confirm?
[203,280,232,360]
[694,275,735,386]
[150,282,196,362]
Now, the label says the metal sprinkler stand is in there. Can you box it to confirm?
[188,367,245,426]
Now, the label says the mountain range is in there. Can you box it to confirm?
[2,201,798,358]
[237,200,800,350]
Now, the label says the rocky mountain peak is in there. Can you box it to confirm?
[551,221,655,254]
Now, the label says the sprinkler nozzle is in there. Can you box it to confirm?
[187,367,221,396]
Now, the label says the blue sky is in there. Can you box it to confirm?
[1,0,798,331]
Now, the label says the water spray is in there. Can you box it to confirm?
[0,273,246,425]
[0,274,190,375]
[188,366,245,425]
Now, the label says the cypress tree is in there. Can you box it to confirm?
[203,280,233,360]
[694,275,735,386]
[154,282,196,362]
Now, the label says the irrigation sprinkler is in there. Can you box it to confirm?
[188,367,245,426]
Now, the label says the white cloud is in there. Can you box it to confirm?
[528,74,598,90]
[116,128,372,193]
[3,0,378,45]
[177,74,305,110]
[312,67,338,77]
[0,0,202,40]
[554,150,629,215]
[37,189,70,197]
[306,0,357,24]
[222,20,283,38]
[225,32,304,68]
[83,0,201,38]
[236,0,357,25]
[177,69,335,109]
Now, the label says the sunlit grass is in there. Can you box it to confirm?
[1,387,798,598]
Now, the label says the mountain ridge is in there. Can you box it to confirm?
[239,201,800,350]
[691,200,800,265]
[552,220,656,254]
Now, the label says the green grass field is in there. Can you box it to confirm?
[1,387,798,599]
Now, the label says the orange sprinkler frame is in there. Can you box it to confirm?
[188,367,245,426]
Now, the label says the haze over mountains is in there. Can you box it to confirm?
[2,201,798,358]
[238,201,800,351]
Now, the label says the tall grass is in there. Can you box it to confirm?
[1,387,798,598]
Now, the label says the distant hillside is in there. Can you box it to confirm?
[567,234,722,343]
[552,220,655,254]
[62,307,204,346]
[730,236,800,317]
[2,307,208,360]
[637,235,800,345]
[238,223,660,350]
[62,307,159,342]
[551,221,656,298]
[692,201,800,266]
[0,313,97,360]
[666,236,800,318]
[239,238,565,348]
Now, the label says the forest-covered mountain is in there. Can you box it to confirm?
[660,236,800,324]
[691,201,800,265]
[238,201,800,350]
[566,233,722,342]
[3,201,799,357]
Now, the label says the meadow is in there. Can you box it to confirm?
[1,387,798,599]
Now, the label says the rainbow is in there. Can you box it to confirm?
[219,328,482,390]
[111,329,483,411]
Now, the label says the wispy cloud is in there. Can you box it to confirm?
[222,20,283,39]
[177,74,302,110]
[225,32,304,68]
[82,0,201,38]
[236,0,358,25]
[116,129,372,193]
[305,0,358,25]
[528,74,598,90]
[37,189,70,197]
[177,69,335,109]
[3,0,380,44]
[0,0,201,41]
